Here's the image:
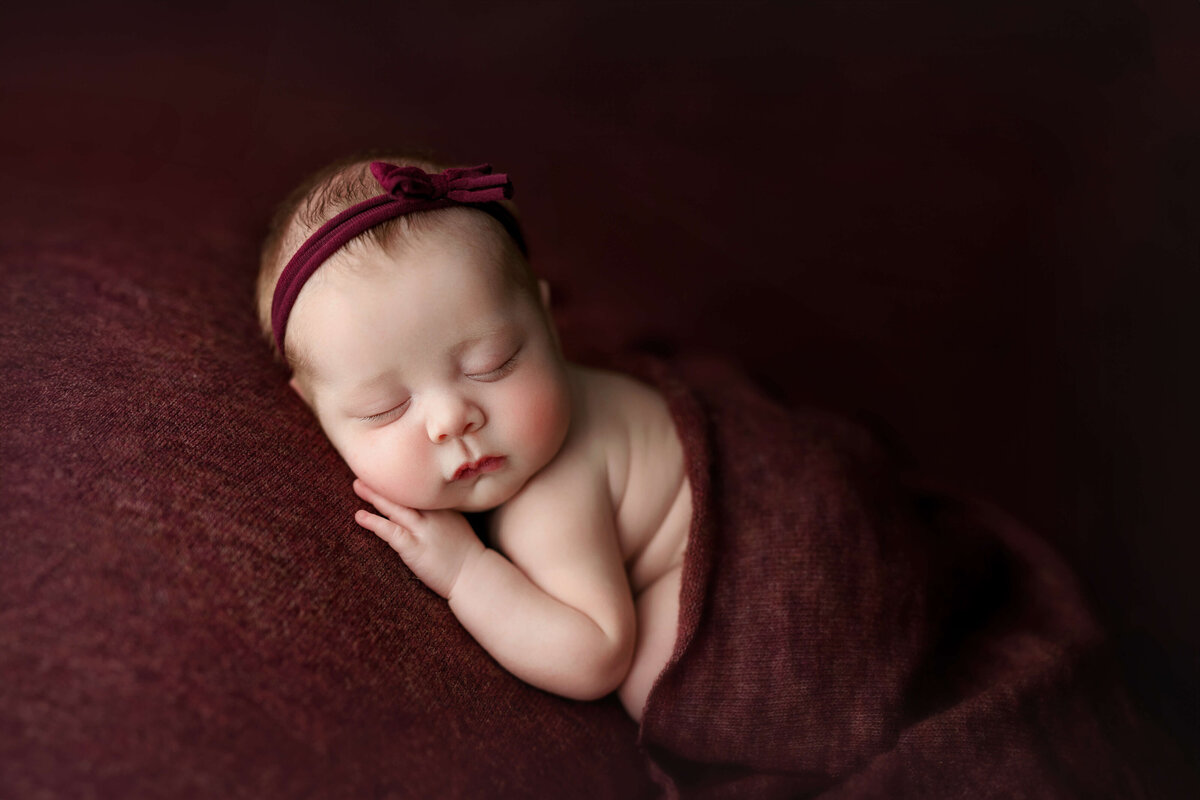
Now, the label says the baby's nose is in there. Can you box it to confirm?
[426,395,485,442]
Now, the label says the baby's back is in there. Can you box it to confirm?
[570,365,692,594]
[568,365,692,719]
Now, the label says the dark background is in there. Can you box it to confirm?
[3,0,1197,773]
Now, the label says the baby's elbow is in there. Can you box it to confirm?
[568,663,627,702]
[561,634,635,701]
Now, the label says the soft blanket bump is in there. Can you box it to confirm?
[627,354,1153,799]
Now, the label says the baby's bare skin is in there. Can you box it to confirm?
[279,209,689,720]
[491,365,691,719]
[547,365,690,716]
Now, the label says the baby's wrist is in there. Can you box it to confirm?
[446,540,487,602]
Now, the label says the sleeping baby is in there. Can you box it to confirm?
[256,151,1148,798]
[255,152,692,722]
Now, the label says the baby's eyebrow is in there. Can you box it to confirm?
[449,324,517,358]
[305,367,397,408]
[342,371,400,397]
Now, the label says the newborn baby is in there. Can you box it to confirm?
[256,153,691,721]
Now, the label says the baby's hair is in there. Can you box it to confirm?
[256,147,535,368]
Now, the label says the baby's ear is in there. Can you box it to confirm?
[537,279,565,352]
[288,376,311,407]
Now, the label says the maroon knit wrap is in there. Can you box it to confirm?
[270,162,522,357]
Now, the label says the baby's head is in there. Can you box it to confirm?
[257,152,571,513]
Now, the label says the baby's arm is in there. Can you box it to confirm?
[353,469,636,701]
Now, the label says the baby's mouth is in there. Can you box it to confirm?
[452,456,506,482]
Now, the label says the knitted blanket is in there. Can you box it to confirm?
[628,354,1151,799]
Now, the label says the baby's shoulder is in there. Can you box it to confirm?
[568,363,672,438]
[567,361,680,500]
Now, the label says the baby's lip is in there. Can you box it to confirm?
[452,456,506,482]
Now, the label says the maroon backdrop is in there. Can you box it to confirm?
[3,0,1197,791]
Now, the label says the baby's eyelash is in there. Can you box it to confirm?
[467,351,520,382]
[359,399,410,423]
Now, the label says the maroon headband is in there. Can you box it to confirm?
[271,161,524,357]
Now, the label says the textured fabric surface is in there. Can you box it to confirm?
[3,1,1199,796]
[0,203,655,799]
[627,356,1166,798]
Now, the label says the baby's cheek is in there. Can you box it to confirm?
[383,461,431,506]
[347,433,432,508]
[507,371,571,461]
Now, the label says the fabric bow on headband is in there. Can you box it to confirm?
[371,162,513,204]
[271,161,524,359]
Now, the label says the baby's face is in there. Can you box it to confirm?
[285,226,571,513]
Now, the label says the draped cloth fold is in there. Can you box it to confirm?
[621,353,1153,799]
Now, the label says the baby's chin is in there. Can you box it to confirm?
[448,474,532,513]
[393,480,520,514]
[452,500,504,513]
[451,487,519,514]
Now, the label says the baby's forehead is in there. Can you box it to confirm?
[292,216,528,330]
[288,246,530,390]
[272,188,535,367]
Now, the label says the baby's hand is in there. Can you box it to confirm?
[352,479,484,599]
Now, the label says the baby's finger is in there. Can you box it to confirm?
[355,509,410,548]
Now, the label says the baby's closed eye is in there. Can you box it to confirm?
[359,398,412,424]
[465,348,521,382]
